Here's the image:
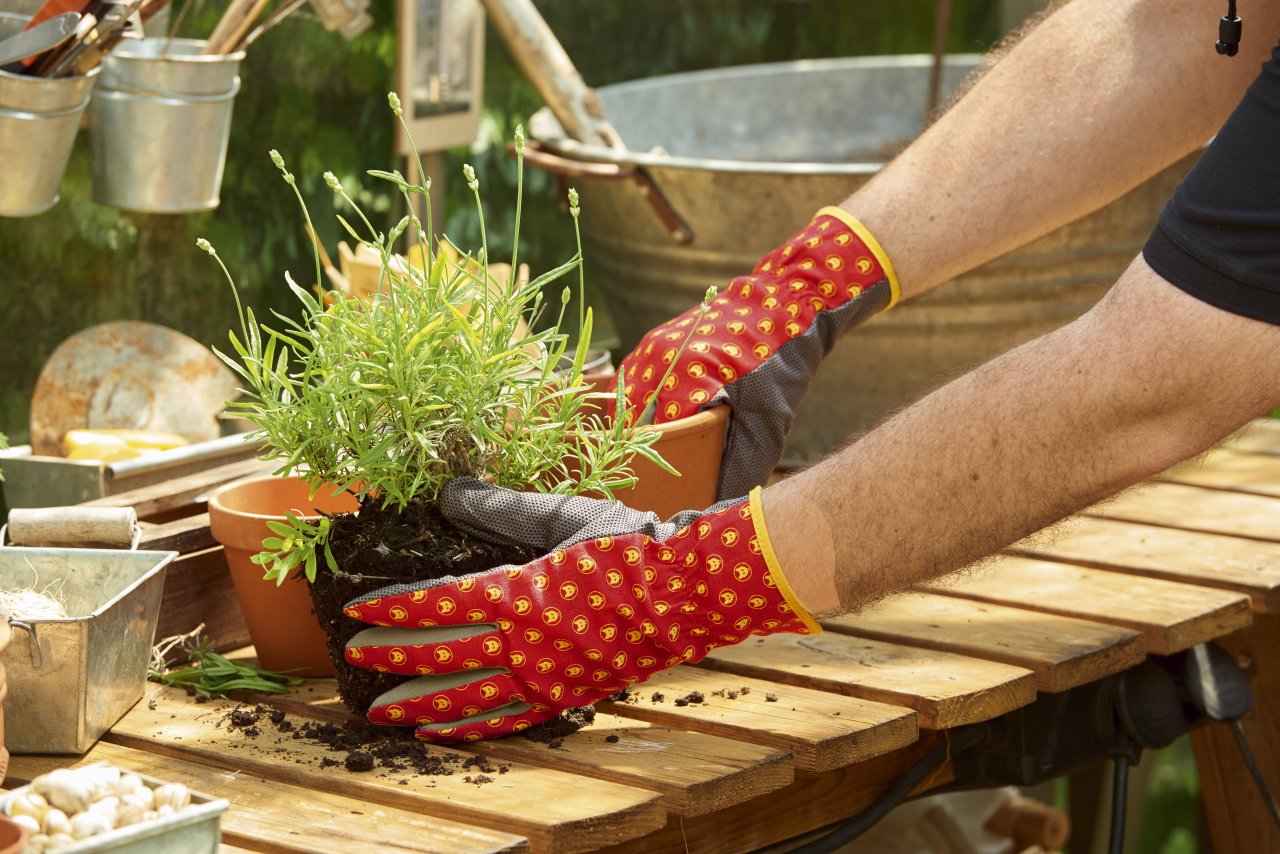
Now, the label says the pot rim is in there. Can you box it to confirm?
[208,475,355,522]
[529,54,982,177]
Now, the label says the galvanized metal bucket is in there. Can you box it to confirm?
[528,55,1200,466]
[90,38,243,213]
[0,13,98,218]
[0,532,175,753]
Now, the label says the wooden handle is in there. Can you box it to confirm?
[985,796,1071,850]
[203,0,262,55]
[7,507,138,548]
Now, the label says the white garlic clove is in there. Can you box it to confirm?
[45,832,76,851]
[36,771,92,815]
[11,814,41,834]
[122,789,154,812]
[87,795,118,826]
[152,783,190,811]
[155,804,175,817]
[107,773,144,798]
[70,810,113,840]
[114,801,147,829]
[8,791,49,823]
[25,833,49,854]
[80,766,120,801]
[41,807,71,837]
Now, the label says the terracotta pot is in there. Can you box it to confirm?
[612,406,729,518]
[581,359,729,518]
[208,476,359,677]
[0,816,27,854]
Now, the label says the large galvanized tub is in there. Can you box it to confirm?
[528,55,1199,466]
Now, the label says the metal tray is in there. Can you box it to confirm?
[0,763,228,853]
[0,547,176,753]
[0,432,261,509]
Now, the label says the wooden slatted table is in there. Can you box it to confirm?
[7,420,1280,852]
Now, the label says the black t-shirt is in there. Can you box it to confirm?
[1143,43,1280,324]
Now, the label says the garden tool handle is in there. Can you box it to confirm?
[518,140,693,244]
[4,506,139,549]
[479,0,625,150]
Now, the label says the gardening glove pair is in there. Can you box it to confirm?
[342,477,820,743]
[609,207,899,500]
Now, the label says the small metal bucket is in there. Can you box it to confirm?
[0,542,175,753]
[0,14,98,218]
[90,38,243,212]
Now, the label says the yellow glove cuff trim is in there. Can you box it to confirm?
[748,487,822,636]
[815,206,902,309]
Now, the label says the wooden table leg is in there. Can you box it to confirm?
[1190,613,1280,852]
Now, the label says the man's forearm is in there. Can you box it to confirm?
[766,258,1280,615]
[850,0,1280,299]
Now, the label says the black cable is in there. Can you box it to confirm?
[789,726,986,854]
[1108,755,1131,854]
[1231,721,1280,828]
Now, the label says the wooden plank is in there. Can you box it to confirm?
[598,667,919,773]
[921,556,1252,654]
[82,456,272,517]
[823,591,1145,693]
[1084,482,1280,543]
[599,736,955,853]
[1010,516,1280,613]
[139,511,215,553]
[7,742,529,854]
[1159,448,1280,498]
[154,547,252,651]
[106,689,665,854]
[698,633,1036,730]
[256,682,794,818]
[1219,418,1280,455]
[1189,613,1280,854]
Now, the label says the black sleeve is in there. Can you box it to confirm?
[1143,42,1280,324]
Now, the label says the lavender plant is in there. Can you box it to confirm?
[202,93,676,584]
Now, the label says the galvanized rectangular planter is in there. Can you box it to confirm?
[0,547,176,753]
[0,433,260,509]
[0,763,228,852]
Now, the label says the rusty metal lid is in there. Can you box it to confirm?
[29,321,239,456]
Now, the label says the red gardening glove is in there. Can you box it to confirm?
[342,477,819,743]
[609,207,899,500]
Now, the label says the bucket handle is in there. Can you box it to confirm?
[0,93,92,121]
[98,67,241,105]
[9,621,43,669]
[518,140,693,245]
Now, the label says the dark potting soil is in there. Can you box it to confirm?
[222,702,512,781]
[309,498,535,715]
[308,498,595,740]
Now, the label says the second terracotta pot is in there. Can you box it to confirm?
[208,476,359,677]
